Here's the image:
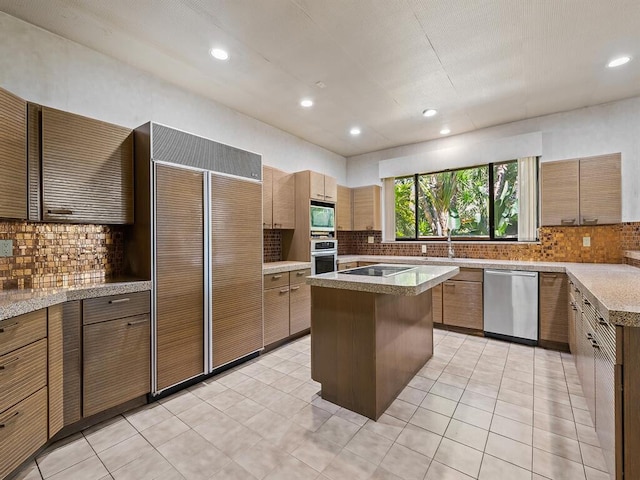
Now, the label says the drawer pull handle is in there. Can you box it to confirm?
[47,209,73,215]
[272,275,283,280]
[0,357,20,370]
[543,274,558,278]
[586,333,593,340]
[296,271,305,276]
[591,339,600,349]
[583,299,590,306]
[582,218,598,225]
[279,288,289,294]
[561,218,576,225]
[444,282,455,287]
[127,319,149,326]
[0,322,20,333]
[0,410,20,428]
[109,298,131,304]
[290,286,300,291]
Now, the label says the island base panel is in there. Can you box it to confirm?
[311,287,433,420]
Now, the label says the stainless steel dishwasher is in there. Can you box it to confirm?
[484,269,539,345]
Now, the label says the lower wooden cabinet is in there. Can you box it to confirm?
[0,387,48,480]
[290,284,311,335]
[83,315,150,418]
[0,339,47,414]
[264,286,290,345]
[338,261,358,271]
[432,284,443,324]
[263,268,311,345]
[539,273,568,345]
[442,276,483,330]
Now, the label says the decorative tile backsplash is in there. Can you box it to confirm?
[338,223,640,264]
[263,229,282,263]
[0,221,124,290]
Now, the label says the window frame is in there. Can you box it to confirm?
[395,159,523,242]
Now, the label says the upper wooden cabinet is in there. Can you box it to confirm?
[307,170,337,202]
[28,105,134,224]
[353,185,381,231]
[0,87,27,220]
[263,166,295,229]
[540,153,621,226]
[336,185,353,231]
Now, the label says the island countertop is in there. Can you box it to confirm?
[307,264,459,296]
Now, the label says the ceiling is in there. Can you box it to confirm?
[1,0,639,157]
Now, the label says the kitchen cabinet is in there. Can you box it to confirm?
[308,170,337,202]
[263,166,295,229]
[27,104,134,224]
[442,268,483,330]
[540,153,621,226]
[264,280,290,346]
[352,185,381,231]
[211,174,263,367]
[338,261,358,271]
[290,269,311,335]
[0,309,49,480]
[539,273,568,347]
[263,268,311,346]
[336,185,353,231]
[432,284,443,324]
[0,87,27,220]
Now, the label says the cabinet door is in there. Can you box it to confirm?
[540,159,579,226]
[0,87,27,219]
[41,107,134,224]
[580,321,596,425]
[263,166,273,229]
[595,345,616,477]
[290,283,311,335]
[432,284,443,324]
[156,164,204,390]
[264,287,289,345]
[580,154,621,225]
[211,175,263,367]
[353,185,381,231]
[443,281,483,330]
[309,171,326,201]
[336,185,352,231]
[539,273,568,344]
[83,315,150,417]
[273,168,295,229]
[323,175,337,202]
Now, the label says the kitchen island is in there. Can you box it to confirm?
[307,264,459,420]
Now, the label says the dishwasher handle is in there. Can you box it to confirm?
[484,270,538,277]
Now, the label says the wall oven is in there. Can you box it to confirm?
[311,239,338,275]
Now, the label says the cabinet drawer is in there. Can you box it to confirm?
[338,262,358,271]
[84,314,151,417]
[264,287,290,345]
[83,291,150,325]
[0,309,46,357]
[0,339,47,413]
[450,268,483,282]
[0,387,48,480]
[263,272,289,289]
[289,268,311,285]
[290,283,311,335]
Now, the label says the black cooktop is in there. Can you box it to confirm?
[341,265,414,277]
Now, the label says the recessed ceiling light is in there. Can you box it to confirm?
[350,127,361,136]
[607,56,631,68]
[300,99,313,108]
[210,48,229,61]
[440,128,451,135]
[422,109,437,117]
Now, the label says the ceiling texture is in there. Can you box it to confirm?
[1,0,639,157]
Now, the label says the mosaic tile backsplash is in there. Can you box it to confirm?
[0,221,124,290]
[263,229,282,263]
[338,222,640,264]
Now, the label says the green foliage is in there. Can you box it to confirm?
[394,177,415,238]
[493,162,519,238]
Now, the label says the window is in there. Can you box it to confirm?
[394,159,535,241]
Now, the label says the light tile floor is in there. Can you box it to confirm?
[17,329,610,480]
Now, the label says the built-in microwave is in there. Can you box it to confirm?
[310,202,335,233]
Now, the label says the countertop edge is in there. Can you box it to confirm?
[263,261,312,275]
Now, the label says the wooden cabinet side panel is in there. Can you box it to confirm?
[41,107,134,224]
[264,287,289,345]
[336,185,353,231]
[540,160,580,226]
[579,154,621,225]
[62,301,82,425]
[443,281,483,330]
[539,273,568,343]
[48,305,64,438]
[156,164,204,390]
[432,284,443,324]
[83,315,150,418]
[623,326,640,480]
[211,176,263,367]
[273,168,295,229]
[262,165,273,228]
[290,283,311,335]
[0,87,27,219]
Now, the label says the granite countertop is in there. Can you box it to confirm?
[307,264,459,296]
[263,261,312,275]
[339,255,640,327]
[0,278,152,321]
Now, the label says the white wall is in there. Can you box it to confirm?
[0,13,347,182]
[347,97,640,222]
